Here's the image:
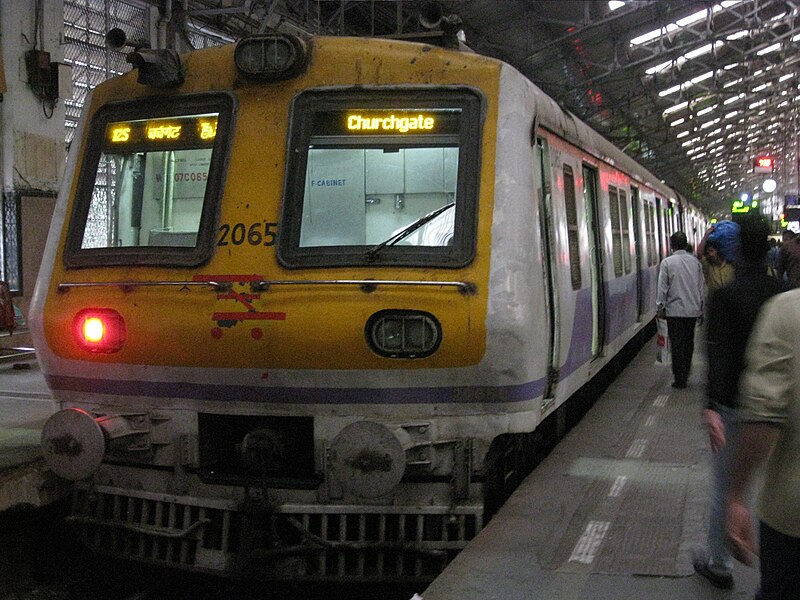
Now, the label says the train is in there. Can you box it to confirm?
[31,23,706,582]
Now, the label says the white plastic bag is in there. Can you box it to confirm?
[656,317,671,365]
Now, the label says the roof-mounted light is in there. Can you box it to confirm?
[234,34,308,81]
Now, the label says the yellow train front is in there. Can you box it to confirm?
[31,33,512,580]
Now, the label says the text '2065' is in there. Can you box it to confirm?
[218,222,278,246]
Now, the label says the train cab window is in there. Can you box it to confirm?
[278,88,484,268]
[64,93,235,268]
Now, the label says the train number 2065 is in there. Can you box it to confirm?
[218,222,279,246]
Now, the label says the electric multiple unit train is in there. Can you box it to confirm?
[32,27,706,581]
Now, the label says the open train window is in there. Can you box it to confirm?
[64,93,235,268]
[278,88,484,268]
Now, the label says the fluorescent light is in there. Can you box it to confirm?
[686,43,714,59]
[663,101,689,115]
[757,43,781,56]
[646,60,675,75]
[659,84,683,97]
[609,1,626,10]
[726,30,749,40]
[631,27,671,46]
[690,70,714,83]
[676,9,709,28]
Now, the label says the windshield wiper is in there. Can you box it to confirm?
[365,202,455,262]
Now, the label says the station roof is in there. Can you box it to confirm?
[170,0,800,215]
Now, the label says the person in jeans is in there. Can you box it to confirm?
[694,215,786,590]
[727,287,798,599]
[656,231,704,388]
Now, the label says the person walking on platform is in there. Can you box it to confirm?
[694,215,786,590]
[778,229,800,287]
[656,231,704,389]
[698,224,736,297]
[726,287,799,600]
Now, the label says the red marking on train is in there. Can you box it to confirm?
[251,328,263,339]
[217,292,260,301]
[211,327,223,339]
[216,292,259,311]
[213,312,286,321]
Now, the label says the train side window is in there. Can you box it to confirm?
[645,201,657,266]
[618,188,632,274]
[562,165,581,289]
[64,93,235,268]
[609,186,623,277]
[278,88,484,268]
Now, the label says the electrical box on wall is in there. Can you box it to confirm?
[24,49,70,103]
[25,50,52,90]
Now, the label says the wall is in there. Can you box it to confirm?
[0,0,65,343]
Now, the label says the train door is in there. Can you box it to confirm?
[631,187,644,321]
[582,165,605,358]
[535,137,560,403]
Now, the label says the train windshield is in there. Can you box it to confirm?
[279,89,483,268]
[64,94,234,268]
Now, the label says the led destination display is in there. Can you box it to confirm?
[104,113,219,151]
[312,108,462,137]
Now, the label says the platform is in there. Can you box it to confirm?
[422,331,761,600]
[0,356,68,512]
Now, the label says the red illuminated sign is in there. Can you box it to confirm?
[754,155,774,172]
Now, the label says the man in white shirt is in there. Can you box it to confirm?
[656,231,705,388]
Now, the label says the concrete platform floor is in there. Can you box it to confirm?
[0,357,67,511]
[422,332,762,600]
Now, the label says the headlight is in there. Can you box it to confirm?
[366,310,442,358]
[234,34,308,81]
[73,308,126,353]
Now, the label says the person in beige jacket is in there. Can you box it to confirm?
[727,288,799,600]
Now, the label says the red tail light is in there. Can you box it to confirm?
[74,308,126,353]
